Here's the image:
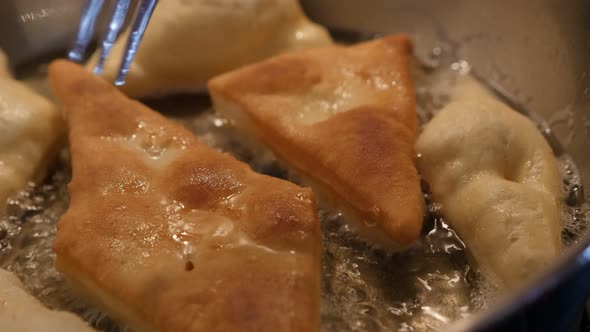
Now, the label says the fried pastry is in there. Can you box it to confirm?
[88,0,332,98]
[0,268,95,331]
[49,60,321,332]
[415,75,562,288]
[209,34,424,249]
[0,50,63,212]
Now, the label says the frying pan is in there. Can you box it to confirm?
[1,0,589,331]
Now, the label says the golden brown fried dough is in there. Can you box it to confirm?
[49,60,321,332]
[209,35,423,249]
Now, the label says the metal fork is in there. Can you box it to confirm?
[68,0,158,86]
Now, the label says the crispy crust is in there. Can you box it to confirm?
[208,34,424,246]
[49,60,321,332]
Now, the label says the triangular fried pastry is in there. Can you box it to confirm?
[0,49,63,211]
[0,268,95,331]
[208,35,423,249]
[49,60,321,332]
[88,0,332,98]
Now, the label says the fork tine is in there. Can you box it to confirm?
[114,0,159,86]
[94,0,131,74]
[68,0,105,63]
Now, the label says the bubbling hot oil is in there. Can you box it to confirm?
[0,157,128,331]
[0,53,588,332]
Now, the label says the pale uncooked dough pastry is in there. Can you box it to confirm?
[416,75,562,288]
[0,268,95,331]
[88,0,332,97]
[0,50,63,212]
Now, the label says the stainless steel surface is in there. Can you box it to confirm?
[0,0,139,67]
[0,0,85,65]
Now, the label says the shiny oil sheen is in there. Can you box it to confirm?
[0,48,588,331]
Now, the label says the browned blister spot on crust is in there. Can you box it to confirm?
[161,151,247,210]
[239,184,319,251]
